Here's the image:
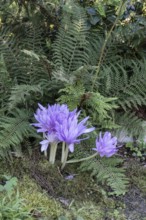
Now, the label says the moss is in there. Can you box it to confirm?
[0,159,11,175]
[60,201,126,220]
[66,201,104,220]
[0,157,127,220]
[126,159,146,194]
[18,175,63,219]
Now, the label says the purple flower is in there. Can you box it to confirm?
[65,174,75,180]
[32,103,76,151]
[56,114,95,152]
[92,132,118,157]
[40,133,58,152]
[32,103,76,134]
[32,103,94,153]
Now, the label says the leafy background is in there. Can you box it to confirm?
[0,0,146,219]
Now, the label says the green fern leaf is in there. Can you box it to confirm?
[0,109,36,158]
[80,157,129,196]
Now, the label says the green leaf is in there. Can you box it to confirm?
[97,4,106,17]
[4,177,18,192]
[21,49,40,61]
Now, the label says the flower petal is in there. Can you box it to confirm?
[40,140,49,152]
[68,143,74,152]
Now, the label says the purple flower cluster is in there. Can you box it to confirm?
[33,103,118,159]
[93,132,118,157]
[32,103,94,152]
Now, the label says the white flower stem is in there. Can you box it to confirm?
[49,143,58,164]
[66,152,98,164]
[61,145,69,170]
[43,132,47,157]
[61,142,66,163]
[44,150,47,157]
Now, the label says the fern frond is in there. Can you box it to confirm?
[80,157,129,196]
[0,24,50,85]
[0,54,12,108]
[85,92,118,129]
[115,111,145,139]
[0,109,36,158]
[53,0,90,75]
[8,84,43,109]
[57,83,85,110]
[99,60,146,111]
[0,26,20,76]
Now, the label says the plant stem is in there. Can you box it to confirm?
[91,0,124,91]
[66,152,98,164]
[61,145,69,170]
[43,132,47,157]
[44,150,47,157]
[61,142,66,163]
[49,143,58,164]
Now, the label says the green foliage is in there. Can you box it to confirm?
[8,84,43,110]
[80,157,129,196]
[0,192,33,220]
[58,199,126,220]
[0,109,37,158]
[57,83,85,110]
[53,0,90,75]
[57,84,118,129]
[0,176,34,220]
[84,92,118,129]
[0,176,17,194]
[99,60,146,111]
[52,0,146,139]
[0,55,12,109]
[125,141,146,159]
[115,111,146,139]
[0,1,59,158]
[18,175,63,218]
[0,0,146,159]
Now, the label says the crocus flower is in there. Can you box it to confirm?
[56,114,95,152]
[92,132,117,157]
[32,103,95,156]
[32,103,74,151]
[32,103,73,134]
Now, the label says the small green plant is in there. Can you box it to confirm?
[0,175,34,220]
[125,141,146,160]
[0,175,17,195]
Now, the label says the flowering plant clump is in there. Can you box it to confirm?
[32,103,94,168]
[92,132,118,157]
[32,103,119,169]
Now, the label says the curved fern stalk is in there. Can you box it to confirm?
[91,0,125,91]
